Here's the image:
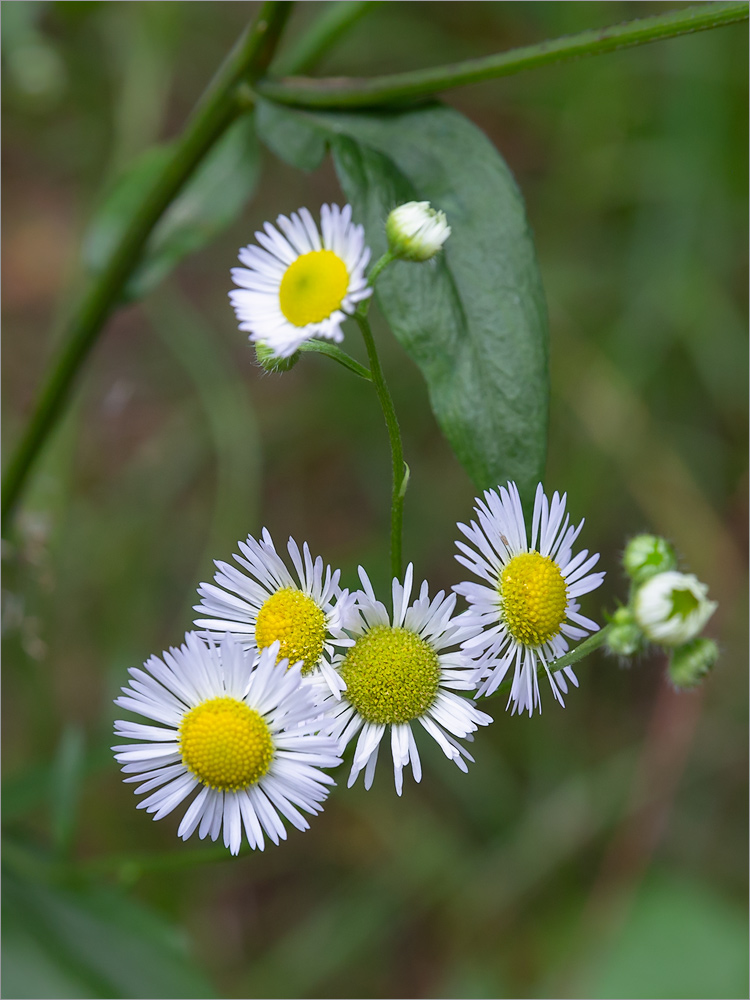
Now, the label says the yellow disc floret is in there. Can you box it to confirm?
[500,552,568,647]
[179,697,273,791]
[279,250,349,327]
[254,588,326,674]
[340,625,440,725]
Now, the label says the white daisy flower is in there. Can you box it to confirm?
[113,634,341,855]
[454,482,605,716]
[230,203,372,358]
[325,564,493,795]
[194,529,356,699]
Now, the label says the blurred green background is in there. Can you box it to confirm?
[2,3,747,998]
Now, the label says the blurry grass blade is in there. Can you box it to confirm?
[272,1,380,76]
[2,866,217,999]
[84,115,260,302]
[257,100,549,499]
[50,724,86,857]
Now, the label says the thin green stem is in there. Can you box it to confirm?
[482,625,612,702]
[366,249,396,288]
[298,339,372,380]
[355,310,406,581]
[272,0,380,76]
[255,2,748,109]
[1,1,292,534]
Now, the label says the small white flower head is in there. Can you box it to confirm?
[454,482,606,716]
[623,533,677,585]
[325,564,492,796]
[386,201,451,262]
[633,571,717,647]
[194,529,357,699]
[230,204,372,358]
[113,634,342,855]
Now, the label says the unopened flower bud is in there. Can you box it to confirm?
[668,638,718,689]
[255,342,300,373]
[606,607,643,657]
[623,534,677,585]
[633,571,717,647]
[386,201,450,262]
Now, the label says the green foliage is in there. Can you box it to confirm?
[586,873,749,999]
[257,99,549,501]
[84,116,260,301]
[2,861,216,999]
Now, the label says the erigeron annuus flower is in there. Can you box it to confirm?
[325,564,492,795]
[230,204,371,358]
[194,530,356,698]
[385,201,451,261]
[454,482,605,716]
[113,634,341,855]
[633,571,716,647]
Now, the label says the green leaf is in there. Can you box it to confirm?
[257,100,549,499]
[84,115,260,301]
[2,863,216,999]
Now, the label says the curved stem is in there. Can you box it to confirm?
[355,310,406,581]
[1,1,292,533]
[255,2,748,109]
[298,339,372,380]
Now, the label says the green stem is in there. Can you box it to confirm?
[272,0,380,76]
[1,1,292,534]
[482,625,612,702]
[298,339,372,380]
[255,2,748,108]
[355,310,406,581]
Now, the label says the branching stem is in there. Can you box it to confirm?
[255,2,748,108]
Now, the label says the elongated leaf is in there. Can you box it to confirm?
[257,100,548,500]
[84,115,260,301]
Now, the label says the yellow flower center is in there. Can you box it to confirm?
[278,250,349,327]
[500,552,568,647]
[340,625,440,725]
[179,697,273,791]
[254,588,326,674]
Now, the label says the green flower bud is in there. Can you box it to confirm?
[606,608,643,657]
[386,201,450,262]
[633,571,717,647]
[623,534,677,584]
[668,638,719,689]
[255,342,301,374]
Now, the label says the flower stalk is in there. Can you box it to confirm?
[255,2,748,109]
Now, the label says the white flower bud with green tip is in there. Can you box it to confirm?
[633,571,716,647]
[386,201,450,262]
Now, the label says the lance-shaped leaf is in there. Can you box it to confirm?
[257,100,549,501]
